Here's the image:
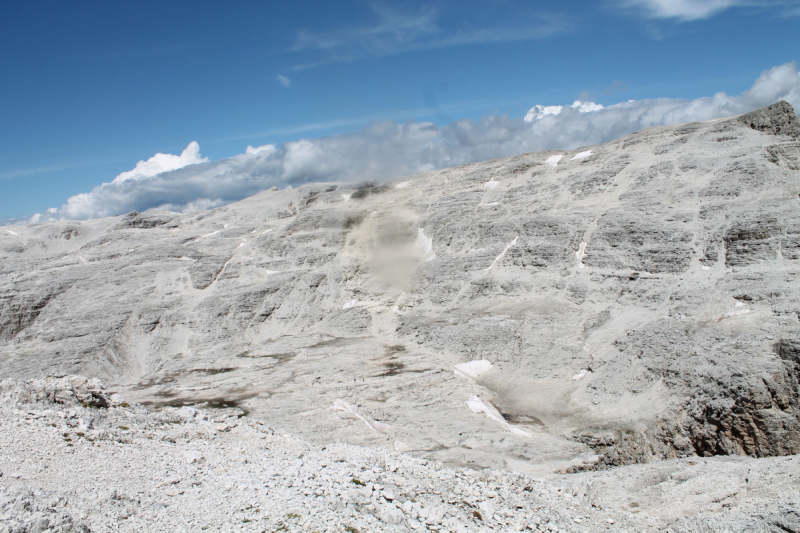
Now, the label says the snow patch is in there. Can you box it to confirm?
[261,229,273,235]
[416,228,436,262]
[572,369,590,381]
[465,396,530,437]
[524,105,565,122]
[342,193,352,201]
[524,100,604,122]
[583,343,597,358]
[342,300,358,310]
[179,257,195,262]
[575,242,587,268]
[571,150,593,160]
[701,265,711,271]
[332,399,390,434]
[4,230,18,235]
[724,308,750,317]
[454,360,493,379]
[545,155,564,167]
[238,241,247,248]
[485,236,517,271]
[395,181,411,189]
[483,178,499,189]
[184,230,221,245]
[479,202,500,207]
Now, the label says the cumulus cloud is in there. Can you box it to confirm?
[113,141,206,183]
[52,141,207,220]
[245,144,277,155]
[524,101,605,121]
[26,62,800,223]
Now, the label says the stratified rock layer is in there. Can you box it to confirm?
[2,101,800,474]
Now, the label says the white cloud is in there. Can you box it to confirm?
[113,141,207,183]
[619,0,739,19]
[245,144,276,155]
[276,75,292,88]
[617,0,800,20]
[289,4,567,70]
[524,100,605,122]
[156,198,226,214]
[524,104,565,122]
[24,62,800,223]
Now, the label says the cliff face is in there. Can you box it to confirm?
[2,102,799,474]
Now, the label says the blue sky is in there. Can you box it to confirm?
[1,0,799,220]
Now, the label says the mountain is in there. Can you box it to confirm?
[2,101,799,476]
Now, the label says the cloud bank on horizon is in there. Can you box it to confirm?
[25,61,800,223]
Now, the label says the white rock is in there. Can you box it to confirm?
[424,506,445,525]
[454,360,493,379]
[478,500,495,521]
[182,450,204,464]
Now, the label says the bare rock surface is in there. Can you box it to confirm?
[1,102,800,529]
[1,376,798,532]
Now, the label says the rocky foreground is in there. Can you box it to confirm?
[1,375,799,533]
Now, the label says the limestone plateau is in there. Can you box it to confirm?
[1,102,800,532]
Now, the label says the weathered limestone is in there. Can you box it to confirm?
[1,102,800,475]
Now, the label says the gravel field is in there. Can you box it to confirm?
[1,376,798,533]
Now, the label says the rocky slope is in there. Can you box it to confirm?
[1,102,799,482]
[2,375,798,533]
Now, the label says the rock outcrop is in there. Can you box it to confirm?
[738,100,800,139]
[1,102,800,475]
[0,374,114,409]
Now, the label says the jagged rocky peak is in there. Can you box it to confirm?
[1,101,799,475]
[738,100,800,139]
